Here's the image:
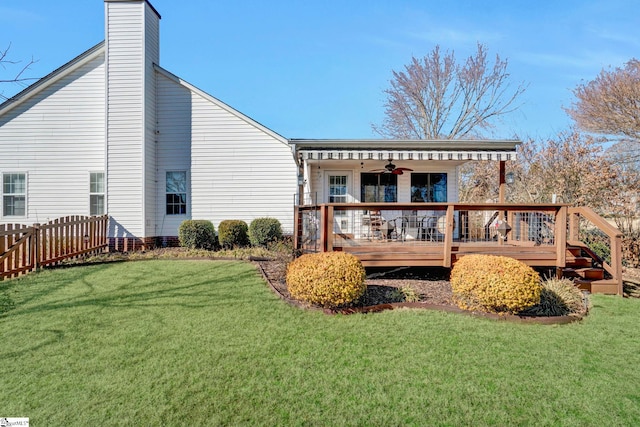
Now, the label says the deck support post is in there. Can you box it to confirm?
[326,206,334,252]
[555,206,567,268]
[293,207,300,252]
[442,205,454,267]
[612,234,623,295]
[568,210,579,242]
[319,205,328,252]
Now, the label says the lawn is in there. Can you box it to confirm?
[1,259,639,426]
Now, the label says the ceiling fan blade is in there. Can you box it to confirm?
[396,167,414,172]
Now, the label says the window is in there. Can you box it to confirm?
[2,173,26,217]
[328,175,348,203]
[410,173,447,202]
[361,173,397,202]
[166,171,187,215]
[90,172,105,215]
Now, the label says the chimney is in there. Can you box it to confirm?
[104,0,161,239]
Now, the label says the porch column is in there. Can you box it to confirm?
[498,160,506,246]
[498,160,506,204]
[297,158,305,206]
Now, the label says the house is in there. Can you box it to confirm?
[0,0,297,250]
[0,1,624,294]
[0,0,515,248]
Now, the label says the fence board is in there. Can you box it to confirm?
[0,223,34,279]
[0,215,108,280]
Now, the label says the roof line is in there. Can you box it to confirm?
[0,41,105,116]
[291,139,521,151]
[154,64,289,145]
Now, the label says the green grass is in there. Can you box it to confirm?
[1,260,640,426]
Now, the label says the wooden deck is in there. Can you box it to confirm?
[294,202,624,295]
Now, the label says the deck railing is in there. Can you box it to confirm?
[0,215,109,280]
[295,203,623,293]
[296,203,564,261]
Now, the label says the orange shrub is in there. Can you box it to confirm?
[451,254,541,314]
[286,252,366,308]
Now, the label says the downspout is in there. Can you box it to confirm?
[291,143,304,206]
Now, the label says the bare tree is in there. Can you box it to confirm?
[459,130,639,210]
[566,59,640,155]
[1,43,38,100]
[374,43,526,139]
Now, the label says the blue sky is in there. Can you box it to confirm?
[1,0,638,140]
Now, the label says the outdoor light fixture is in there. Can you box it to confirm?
[297,174,305,186]
[505,171,515,185]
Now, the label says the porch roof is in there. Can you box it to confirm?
[290,139,521,162]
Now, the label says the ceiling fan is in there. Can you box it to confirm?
[371,160,414,175]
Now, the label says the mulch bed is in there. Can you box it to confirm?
[255,260,585,324]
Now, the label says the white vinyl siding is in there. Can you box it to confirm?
[189,90,297,233]
[0,55,105,224]
[155,73,192,236]
[105,0,160,238]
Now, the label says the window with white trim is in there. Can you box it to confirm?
[2,173,26,217]
[90,172,105,216]
[166,171,187,215]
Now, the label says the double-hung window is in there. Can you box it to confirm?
[2,173,26,217]
[166,171,187,215]
[328,175,348,203]
[90,172,105,215]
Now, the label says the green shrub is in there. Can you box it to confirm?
[249,217,283,247]
[178,220,217,250]
[450,254,541,314]
[520,277,588,316]
[385,286,421,303]
[286,252,366,308]
[218,220,249,249]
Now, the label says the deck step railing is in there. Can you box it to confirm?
[568,207,623,295]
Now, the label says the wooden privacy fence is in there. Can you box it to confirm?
[0,215,109,280]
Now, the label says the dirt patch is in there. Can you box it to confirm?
[257,262,453,307]
[256,260,588,324]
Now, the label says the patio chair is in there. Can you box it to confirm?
[422,216,439,242]
[395,214,425,241]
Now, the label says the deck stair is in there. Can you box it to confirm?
[563,243,618,294]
